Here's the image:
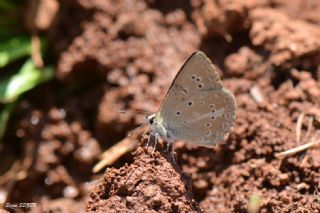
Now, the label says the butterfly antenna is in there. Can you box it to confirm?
[119,109,151,137]
[119,109,152,116]
[128,122,147,137]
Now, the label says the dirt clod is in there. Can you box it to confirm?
[87,138,202,213]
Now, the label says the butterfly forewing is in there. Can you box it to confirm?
[156,51,236,146]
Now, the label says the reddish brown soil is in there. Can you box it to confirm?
[88,138,201,212]
[1,0,320,212]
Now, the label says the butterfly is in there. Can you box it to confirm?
[146,51,236,147]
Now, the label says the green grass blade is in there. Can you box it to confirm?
[0,0,16,11]
[0,29,16,41]
[0,101,15,141]
[0,36,31,68]
[0,59,54,103]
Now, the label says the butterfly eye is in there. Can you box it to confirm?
[149,117,154,125]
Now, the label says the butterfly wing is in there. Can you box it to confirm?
[156,51,236,147]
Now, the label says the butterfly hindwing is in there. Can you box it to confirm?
[156,51,236,146]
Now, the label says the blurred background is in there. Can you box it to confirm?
[1,0,320,212]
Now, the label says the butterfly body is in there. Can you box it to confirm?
[146,114,174,142]
[147,51,236,147]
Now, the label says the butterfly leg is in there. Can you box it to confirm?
[166,139,177,164]
[152,132,160,154]
[146,131,155,147]
[166,140,171,151]
[171,141,177,165]
[146,131,156,147]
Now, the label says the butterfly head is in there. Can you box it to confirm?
[145,113,169,140]
[146,114,156,127]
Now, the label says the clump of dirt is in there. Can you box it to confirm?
[250,8,320,68]
[2,0,320,212]
[87,138,202,212]
[191,0,267,37]
[1,86,103,210]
